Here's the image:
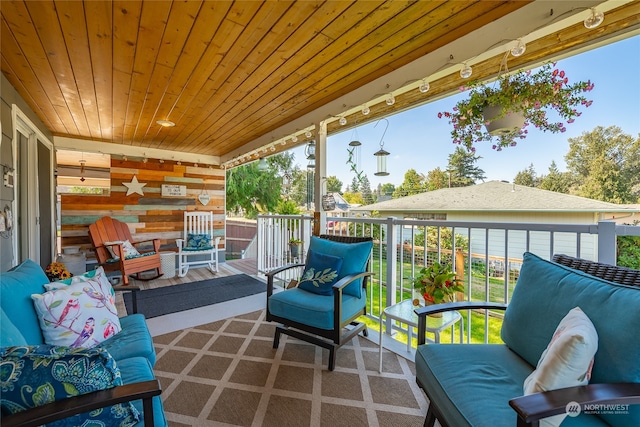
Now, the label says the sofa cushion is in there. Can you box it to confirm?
[31,278,122,348]
[101,314,156,366]
[0,345,140,426]
[0,308,27,346]
[415,344,607,427]
[523,307,599,427]
[307,236,372,298]
[297,249,343,296]
[116,356,167,427]
[268,287,365,330]
[502,252,640,426]
[0,259,48,344]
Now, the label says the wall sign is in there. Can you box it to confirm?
[162,184,187,197]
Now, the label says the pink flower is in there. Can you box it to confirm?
[559,70,565,78]
[552,69,559,77]
[534,101,541,109]
[437,112,443,118]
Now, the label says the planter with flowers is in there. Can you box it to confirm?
[45,262,72,282]
[438,62,594,151]
[412,261,463,316]
[289,237,303,258]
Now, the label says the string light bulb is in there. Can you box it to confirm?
[460,62,473,79]
[305,130,312,138]
[339,116,347,125]
[510,38,527,57]
[419,79,430,93]
[292,134,298,143]
[386,93,395,106]
[362,104,370,115]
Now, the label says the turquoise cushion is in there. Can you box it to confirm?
[0,259,49,344]
[502,252,640,426]
[307,236,372,298]
[186,233,213,250]
[101,314,156,366]
[0,345,140,426]
[0,308,27,346]
[117,356,167,427]
[297,250,343,296]
[415,344,607,427]
[268,287,366,330]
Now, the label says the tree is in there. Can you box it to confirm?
[393,169,426,198]
[513,164,538,187]
[538,161,573,193]
[425,167,448,191]
[447,147,486,187]
[379,183,395,197]
[565,126,640,203]
[326,175,343,194]
[349,177,360,193]
[226,161,282,218]
[343,192,365,205]
[360,175,374,205]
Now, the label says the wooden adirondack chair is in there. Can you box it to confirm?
[88,217,162,285]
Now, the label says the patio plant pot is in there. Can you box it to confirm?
[482,104,526,136]
[289,243,302,258]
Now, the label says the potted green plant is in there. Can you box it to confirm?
[289,237,303,258]
[413,261,464,316]
[438,62,594,151]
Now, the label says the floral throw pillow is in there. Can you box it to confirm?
[32,278,122,348]
[185,233,213,250]
[297,250,344,296]
[0,345,140,427]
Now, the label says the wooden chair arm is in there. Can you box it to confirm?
[1,379,162,427]
[415,301,507,345]
[509,383,640,426]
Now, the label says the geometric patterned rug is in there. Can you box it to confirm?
[153,310,429,426]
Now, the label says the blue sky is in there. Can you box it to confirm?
[291,35,640,190]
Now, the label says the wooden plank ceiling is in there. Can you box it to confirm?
[1,1,638,163]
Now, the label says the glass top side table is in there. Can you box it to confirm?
[378,299,462,372]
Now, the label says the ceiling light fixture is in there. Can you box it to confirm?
[584,7,604,29]
[460,62,473,79]
[510,38,527,57]
[156,120,175,127]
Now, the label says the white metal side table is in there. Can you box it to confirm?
[378,299,462,372]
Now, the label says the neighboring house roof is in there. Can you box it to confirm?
[353,181,639,213]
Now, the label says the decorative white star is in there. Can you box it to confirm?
[123,175,147,196]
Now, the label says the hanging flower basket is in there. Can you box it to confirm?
[438,62,594,151]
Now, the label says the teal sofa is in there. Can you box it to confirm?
[0,259,166,426]
[415,252,640,427]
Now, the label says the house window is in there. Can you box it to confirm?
[56,150,110,195]
[413,213,447,220]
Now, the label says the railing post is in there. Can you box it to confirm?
[384,217,397,336]
[597,220,617,265]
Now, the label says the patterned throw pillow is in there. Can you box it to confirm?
[297,250,344,296]
[0,345,140,426]
[104,240,141,259]
[32,277,122,348]
[185,233,213,250]
[46,266,114,296]
[523,307,598,427]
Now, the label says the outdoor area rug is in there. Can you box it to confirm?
[123,274,266,318]
[153,310,428,427]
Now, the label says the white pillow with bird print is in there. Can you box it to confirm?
[31,278,122,348]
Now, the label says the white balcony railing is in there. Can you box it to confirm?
[257,215,639,347]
